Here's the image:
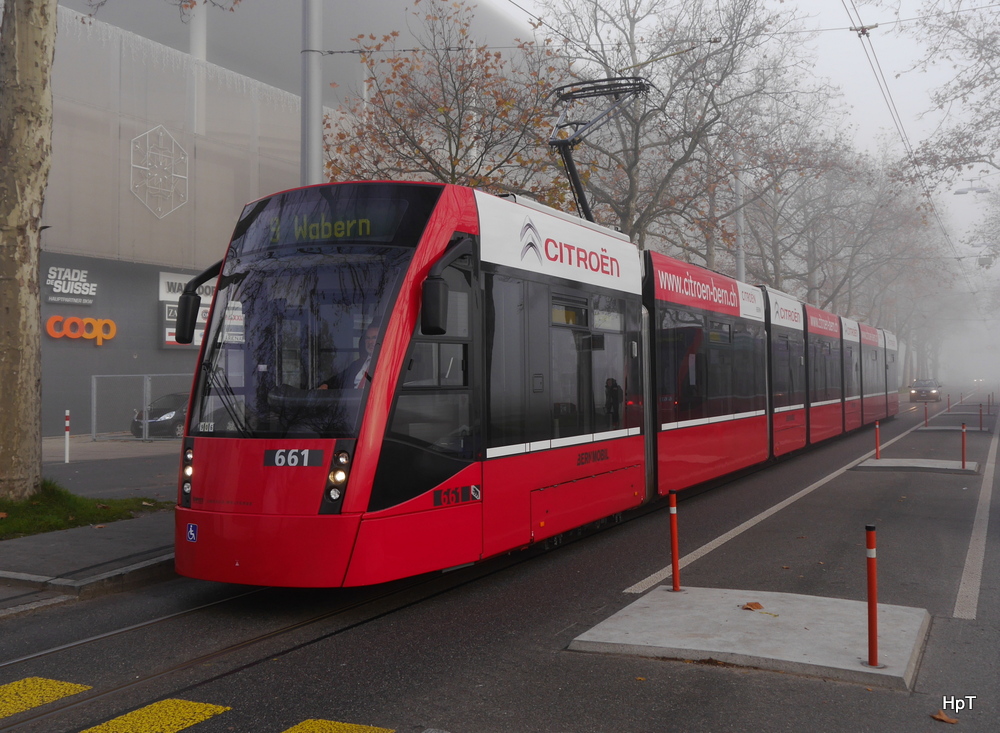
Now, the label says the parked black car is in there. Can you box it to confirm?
[131,392,188,438]
[909,379,943,402]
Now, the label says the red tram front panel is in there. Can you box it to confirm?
[804,304,844,444]
[175,438,361,587]
[647,252,769,493]
[343,462,484,586]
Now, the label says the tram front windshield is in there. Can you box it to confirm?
[187,183,442,439]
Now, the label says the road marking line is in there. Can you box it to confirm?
[79,699,229,732]
[282,720,395,732]
[625,421,922,594]
[953,422,998,620]
[0,677,91,719]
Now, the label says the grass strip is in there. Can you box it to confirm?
[0,480,173,541]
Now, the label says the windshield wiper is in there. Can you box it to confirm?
[203,362,251,437]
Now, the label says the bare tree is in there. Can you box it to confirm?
[534,0,810,253]
[0,0,239,501]
[326,0,568,202]
[0,0,58,501]
[866,1,1000,180]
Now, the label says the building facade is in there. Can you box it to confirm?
[41,8,301,435]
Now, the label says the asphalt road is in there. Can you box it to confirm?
[4,404,997,732]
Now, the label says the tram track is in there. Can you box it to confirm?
[0,544,546,733]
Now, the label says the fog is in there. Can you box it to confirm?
[58,0,531,108]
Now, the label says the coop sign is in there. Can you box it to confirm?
[45,315,117,346]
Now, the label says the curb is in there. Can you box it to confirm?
[0,553,176,601]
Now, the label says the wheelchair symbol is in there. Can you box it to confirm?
[186,523,198,542]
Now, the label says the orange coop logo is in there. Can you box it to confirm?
[45,316,117,346]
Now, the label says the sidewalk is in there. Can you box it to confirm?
[1,436,180,618]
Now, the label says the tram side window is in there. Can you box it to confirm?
[771,327,805,409]
[809,336,842,403]
[864,346,885,394]
[886,351,898,393]
[844,345,860,399]
[486,275,525,447]
[549,292,629,439]
[732,320,766,414]
[551,295,592,438]
[657,307,706,425]
[592,295,626,432]
[706,320,733,418]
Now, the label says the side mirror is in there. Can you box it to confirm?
[420,236,474,336]
[421,276,449,335]
[173,260,222,345]
[175,292,201,345]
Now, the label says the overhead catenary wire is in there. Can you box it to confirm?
[836,0,988,316]
[313,2,1000,56]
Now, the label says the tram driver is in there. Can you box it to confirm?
[318,325,379,390]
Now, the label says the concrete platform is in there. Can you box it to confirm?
[569,586,930,690]
[853,458,979,474]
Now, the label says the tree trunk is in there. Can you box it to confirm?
[0,0,58,500]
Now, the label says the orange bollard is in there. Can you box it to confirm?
[866,525,880,668]
[875,420,881,459]
[924,403,928,428]
[669,490,681,592]
[962,423,967,469]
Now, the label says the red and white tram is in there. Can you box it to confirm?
[173,181,898,587]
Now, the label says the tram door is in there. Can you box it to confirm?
[369,255,483,571]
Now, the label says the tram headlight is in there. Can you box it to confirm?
[321,442,354,514]
[182,481,192,494]
[183,465,194,478]
[184,448,194,462]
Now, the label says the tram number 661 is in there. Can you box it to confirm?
[264,449,324,467]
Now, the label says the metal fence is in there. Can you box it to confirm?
[91,374,192,441]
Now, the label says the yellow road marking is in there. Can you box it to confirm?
[79,699,230,732]
[282,721,395,733]
[0,677,91,719]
